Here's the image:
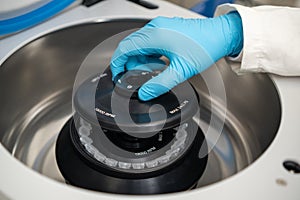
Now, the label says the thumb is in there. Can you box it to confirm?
[138,62,187,101]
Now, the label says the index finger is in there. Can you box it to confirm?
[110,28,163,80]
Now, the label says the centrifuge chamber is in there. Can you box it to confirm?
[0,0,299,200]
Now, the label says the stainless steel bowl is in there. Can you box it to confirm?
[0,20,281,190]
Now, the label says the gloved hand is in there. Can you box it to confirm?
[110,12,243,101]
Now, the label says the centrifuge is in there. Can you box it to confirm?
[0,0,299,199]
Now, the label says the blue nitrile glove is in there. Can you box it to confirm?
[110,12,243,101]
[190,0,234,17]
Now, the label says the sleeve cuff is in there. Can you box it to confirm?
[214,4,266,74]
[214,4,300,76]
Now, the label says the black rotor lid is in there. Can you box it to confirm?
[73,67,199,137]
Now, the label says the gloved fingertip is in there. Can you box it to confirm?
[111,71,118,82]
[138,90,152,101]
[110,65,124,81]
[111,75,116,82]
[138,85,157,101]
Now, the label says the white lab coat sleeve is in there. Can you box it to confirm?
[214,4,300,76]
